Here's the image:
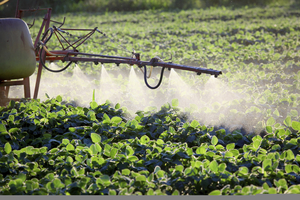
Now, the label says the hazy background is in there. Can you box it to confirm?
[1,0,297,17]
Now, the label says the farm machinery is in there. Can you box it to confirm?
[0,0,222,106]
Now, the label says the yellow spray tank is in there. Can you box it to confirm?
[0,18,36,80]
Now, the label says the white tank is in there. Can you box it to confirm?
[0,18,36,80]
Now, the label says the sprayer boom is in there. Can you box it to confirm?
[8,2,222,101]
[36,26,222,89]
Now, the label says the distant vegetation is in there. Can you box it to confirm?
[0,0,296,17]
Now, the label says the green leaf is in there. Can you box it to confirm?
[172,190,180,195]
[62,139,70,145]
[136,175,146,182]
[140,135,150,144]
[90,144,99,155]
[291,121,300,131]
[190,120,199,128]
[115,103,120,109]
[286,150,295,160]
[268,188,277,194]
[0,123,7,133]
[262,159,272,172]
[253,140,261,150]
[125,146,134,156]
[56,95,62,102]
[99,175,111,187]
[266,117,276,126]
[111,116,122,124]
[4,142,12,154]
[91,133,101,143]
[209,190,221,195]
[171,98,179,107]
[9,127,19,134]
[209,160,218,173]
[239,166,249,175]
[266,126,272,133]
[90,101,98,110]
[226,143,235,150]
[147,188,155,195]
[109,189,117,195]
[70,167,78,177]
[285,164,293,173]
[284,116,292,127]
[122,169,131,176]
[110,148,118,158]
[211,136,218,146]
[66,143,75,151]
[196,146,206,154]
[218,163,226,172]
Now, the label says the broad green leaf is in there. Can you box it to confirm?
[196,146,207,154]
[285,164,293,173]
[99,175,111,187]
[87,110,96,121]
[125,146,134,156]
[252,135,262,142]
[262,182,269,190]
[175,165,183,172]
[211,136,218,146]
[239,166,249,175]
[9,127,19,134]
[209,190,221,195]
[62,139,70,145]
[172,190,180,195]
[253,140,261,150]
[136,175,146,182]
[266,126,272,133]
[66,143,75,151]
[266,117,275,126]
[66,156,73,163]
[156,139,164,145]
[284,116,292,127]
[115,103,120,109]
[262,159,272,172]
[286,150,295,160]
[91,133,101,143]
[122,169,130,176]
[172,98,179,107]
[218,163,226,172]
[291,121,300,131]
[128,155,138,162]
[111,116,122,124]
[56,95,62,102]
[0,123,7,133]
[190,120,199,128]
[110,148,118,158]
[4,142,12,154]
[90,101,98,110]
[140,135,150,144]
[147,188,155,195]
[226,143,235,150]
[154,166,161,174]
[209,160,218,173]
[52,178,63,189]
[70,167,78,177]
[109,189,117,195]
[90,144,99,155]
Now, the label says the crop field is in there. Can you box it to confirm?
[1,5,300,195]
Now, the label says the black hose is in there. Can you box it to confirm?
[39,47,73,73]
[39,27,73,73]
[41,27,54,44]
[143,66,165,89]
